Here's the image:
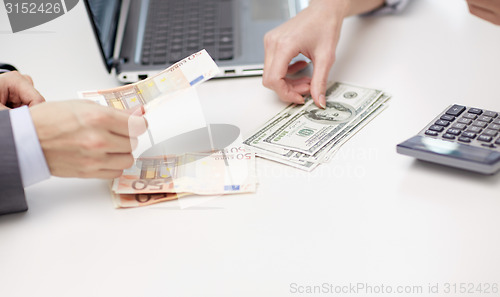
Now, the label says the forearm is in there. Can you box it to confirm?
[346,0,386,16]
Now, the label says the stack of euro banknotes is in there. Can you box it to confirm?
[80,50,390,208]
[80,50,257,208]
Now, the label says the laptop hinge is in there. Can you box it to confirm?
[108,58,125,69]
[112,0,131,68]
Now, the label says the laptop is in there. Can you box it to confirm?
[83,0,308,83]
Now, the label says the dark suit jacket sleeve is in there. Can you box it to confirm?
[0,109,27,215]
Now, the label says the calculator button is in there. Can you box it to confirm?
[429,125,444,132]
[483,129,498,137]
[451,123,467,130]
[465,126,482,133]
[495,138,500,145]
[489,124,500,131]
[442,134,456,140]
[472,120,488,128]
[478,135,493,142]
[425,130,439,136]
[461,131,476,139]
[478,115,493,123]
[457,118,472,125]
[493,119,500,125]
[483,111,498,118]
[435,120,450,126]
[446,128,461,135]
[440,114,455,121]
[446,105,466,116]
[468,108,483,115]
[458,136,472,143]
[481,143,496,149]
[462,113,477,120]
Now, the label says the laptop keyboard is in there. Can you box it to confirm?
[141,0,234,65]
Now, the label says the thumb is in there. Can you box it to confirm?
[310,51,335,109]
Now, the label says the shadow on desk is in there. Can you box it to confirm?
[411,159,500,183]
[397,159,500,202]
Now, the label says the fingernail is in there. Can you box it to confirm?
[131,105,145,116]
[319,94,326,109]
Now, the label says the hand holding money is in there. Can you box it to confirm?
[0,70,45,109]
[78,50,258,208]
[30,100,148,179]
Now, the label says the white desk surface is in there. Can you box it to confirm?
[1,1,500,296]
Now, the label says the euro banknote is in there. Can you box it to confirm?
[112,146,257,195]
[111,192,192,208]
[79,49,219,110]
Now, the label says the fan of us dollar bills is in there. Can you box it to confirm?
[243,82,391,171]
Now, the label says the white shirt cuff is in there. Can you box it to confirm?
[9,106,51,187]
[365,0,409,15]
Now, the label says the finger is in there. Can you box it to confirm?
[268,45,305,103]
[5,72,46,106]
[262,31,277,89]
[310,50,336,108]
[79,169,125,179]
[104,134,139,153]
[289,82,311,95]
[287,60,310,75]
[101,153,135,170]
[22,74,34,86]
[90,107,148,137]
[285,77,311,95]
[130,137,139,151]
[273,79,305,104]
[286,76,312,86]
[124,105,146,116]
[0,104,9,110]
[467,0,500,11]
[468,4,500,25]
[98,131,137,153]
[79,153,135,172]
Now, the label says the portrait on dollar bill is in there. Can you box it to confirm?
[305,102,356,125]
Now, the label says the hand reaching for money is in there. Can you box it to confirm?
[0,71,45,110]
[467,0,500,25]
[263,0,348,108]
[262,0,386,108]
[29,100,148,179]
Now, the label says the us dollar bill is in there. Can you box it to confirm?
[244,82,391,171]
[263,82,384,156]
[291,93,391,164]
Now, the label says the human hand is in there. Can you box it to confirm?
[30,100,148,179]
[467,0,500,25]
[262,0,350,108]
[0,71,45,110]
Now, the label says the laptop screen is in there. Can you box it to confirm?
[84,0,121,72]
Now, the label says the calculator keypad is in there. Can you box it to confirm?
[422,105,500,150]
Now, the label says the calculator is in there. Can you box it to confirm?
[397,104,500,174]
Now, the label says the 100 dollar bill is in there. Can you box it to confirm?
[263,83,383,155]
